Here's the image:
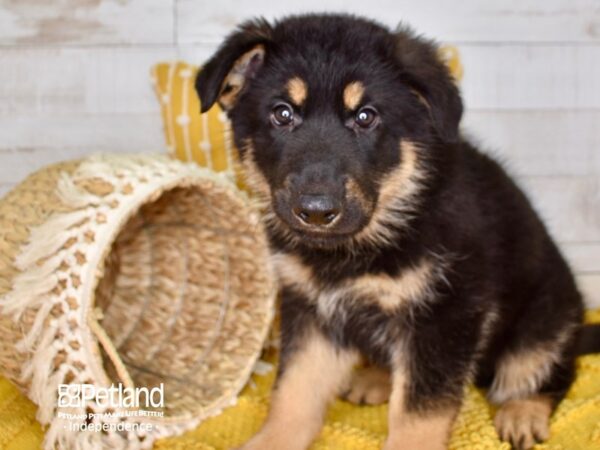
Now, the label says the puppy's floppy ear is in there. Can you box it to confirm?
[195,18,272,113]
[394,26,463,142]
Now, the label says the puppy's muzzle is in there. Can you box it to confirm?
[293,194,341,226]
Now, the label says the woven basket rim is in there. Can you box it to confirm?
[86,170,275,425]
[94,172,277,424]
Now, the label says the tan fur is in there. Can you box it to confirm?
[343,81,365,110]
[240,138,271,201]
[385,407,457,450]
[490,348,556,404]
[239,327,358,450]
[387,368,408,425]
[270,252,319,299]
[218,45,265,110]
[383,351,457,450]
[286,77,308,106]
[478,308,500,353]
[354,140,427,247]
[494,395,552,450]
[271,252,441,315]
[345,177,374,215]
[350,259,435,311]
[489,326,575,404]
[342,365,391,405]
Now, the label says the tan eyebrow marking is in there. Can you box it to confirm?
[286,77,308,106]
[343,81,365,110]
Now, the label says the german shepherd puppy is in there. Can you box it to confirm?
[196,14,588,450]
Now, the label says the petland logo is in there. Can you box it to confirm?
[58,383,164,409]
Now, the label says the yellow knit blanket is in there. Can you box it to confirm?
[1,310,599,449]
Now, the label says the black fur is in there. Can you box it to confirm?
[196,13,592,449]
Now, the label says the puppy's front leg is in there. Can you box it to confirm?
[239,326,358,450]
[384,370,458,450]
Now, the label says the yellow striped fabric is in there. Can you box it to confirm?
[151,62,247,191]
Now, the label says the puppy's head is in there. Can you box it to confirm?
[196,14,462,249]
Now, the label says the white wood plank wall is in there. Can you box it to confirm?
[0,0,599,306]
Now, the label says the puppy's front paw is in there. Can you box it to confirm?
[341,365,391,405]
[494,397,551,450]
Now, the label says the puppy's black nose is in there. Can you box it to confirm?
[293,195,340,226]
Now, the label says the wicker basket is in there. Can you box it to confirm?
[0,154,276,449]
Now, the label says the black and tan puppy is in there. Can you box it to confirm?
[196,14,590,450]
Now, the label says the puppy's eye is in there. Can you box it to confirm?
[355,107,378,128]
[271,103,294,126]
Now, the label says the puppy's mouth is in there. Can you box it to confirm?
[287,226,356,248]
[268,228,355,250]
